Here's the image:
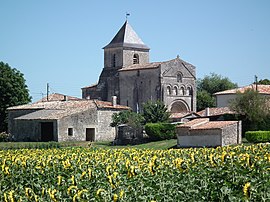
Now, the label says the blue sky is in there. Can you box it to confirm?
[1,1,270,102]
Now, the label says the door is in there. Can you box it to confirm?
[41,122,54,141]
[86,128,95,141]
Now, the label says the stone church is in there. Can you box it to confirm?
[82,21,196,113]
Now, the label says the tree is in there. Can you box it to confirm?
[142,100,170,123]
[229,89,270,131]
[110,110,144,128]
[0,62,31,132]
[257,79,270,85]
[197,73,237,111]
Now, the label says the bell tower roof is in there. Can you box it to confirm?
[103,21,150,50]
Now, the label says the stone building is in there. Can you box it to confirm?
[176,118,242,147]
[7,94,129,142]
[214,84,270,107]
[82,21,196,113]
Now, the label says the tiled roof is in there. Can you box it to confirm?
[169,112,199,119]
[35,93,81,103]
[193,121,238,130]
[119,62,162,72]
[177,118,238,130]
[81,83,98,89]
[94,100,130,110]
[8,99,129,120]
[197,107,237,117]
[214,84,270,95]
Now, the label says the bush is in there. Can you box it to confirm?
[245,131,270,143]
[145,123,176,140]
[0,132,11,142]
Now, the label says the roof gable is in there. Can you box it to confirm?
[161,57,196,78]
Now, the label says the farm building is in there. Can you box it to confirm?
[214,84,270,107]
[176,118,241,147]
[7,94,129,142]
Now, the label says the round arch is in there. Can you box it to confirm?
[169,100,190,113]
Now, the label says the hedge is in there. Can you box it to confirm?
[145,123,176,140]
[245,131,270,143]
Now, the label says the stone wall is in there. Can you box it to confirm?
[177,128,222,147]
[119,68,160,112]
[215,94,237,107]
[160,58,196,112]
[8,109,39,136]
[58,108,98,142]
[221,121,242,146]
[96,109,118,141]
[176,120,242,147]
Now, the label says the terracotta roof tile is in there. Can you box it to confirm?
[193,121,238,130]
[177,118,238,130]
[214,84,270,95]
[197,107,237,117]
[119,62,162,71]
[35,93,81,103]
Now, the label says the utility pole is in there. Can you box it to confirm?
[255,75,258,91]
[47,83,49,101]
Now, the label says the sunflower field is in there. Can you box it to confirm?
[0,144,269,201]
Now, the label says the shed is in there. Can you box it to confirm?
[176,118,241,147]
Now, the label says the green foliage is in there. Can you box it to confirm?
[245,131,270,143]
[196,73,237,111]
[0,62,31,132]
[196,90,215,111]
[0,132,10,142]
[110,110,144,128]
[257,79,270,85]
[229,89,270,131]
[145,123,176,140]
[142,100,170,123]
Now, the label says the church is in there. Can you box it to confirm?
[82,20,196,113]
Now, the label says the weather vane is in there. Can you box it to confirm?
[126,12,130,20]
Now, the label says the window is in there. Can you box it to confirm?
[133,54,139,64]
[174,86,178,95]
[68,128,73,136]
[177,73,182,83]
[187,87,192,95]
[167,86,171,95]
[180,87,185,95]
[112,54,116,67]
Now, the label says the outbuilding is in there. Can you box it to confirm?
[176,118,241,147]
[7,94,129,142]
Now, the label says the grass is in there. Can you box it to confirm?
[0,138,252,150]
[0,139,177,150]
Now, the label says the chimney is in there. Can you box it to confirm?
[112,96,117,107]
[64,95,68,101]
[205,107,210,117]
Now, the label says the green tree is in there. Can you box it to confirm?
[257,79,270,85]
[142,100,170,123]
[110,110,144,128]
[229,89,270,131]
[197,73,237,111]
[0,62,31,132]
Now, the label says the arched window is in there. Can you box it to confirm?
[167,86,171,95]
[173,86,178,95]
[187,87,192,95]
[180,87,185,95]
[112,54,116,67]
[133,54,139,64]
[177,73,182,83]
